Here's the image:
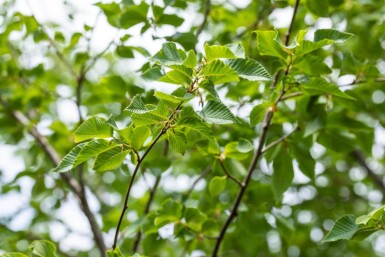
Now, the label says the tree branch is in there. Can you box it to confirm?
[0,99,106,257]
[131,174,161,252]
[285,0,301,46]
[218,159,243,187]
[211,2,301,251]
[186,165,212,198]
[196,0,211,38]
[112,102,184,250]
[262,126,299,153]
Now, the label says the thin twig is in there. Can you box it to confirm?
[131,174,161,252]
[186,165,212,197]
[112,102,184,250]
[262,126,299,153]
[285,0,301,46]
[0,99,107,257]
[280,92,303,101]
[218,160,243,187]
[196,0,211,38]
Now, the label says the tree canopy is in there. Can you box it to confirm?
[1,0,385,257]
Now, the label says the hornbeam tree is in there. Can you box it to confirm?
[1,0,385,257]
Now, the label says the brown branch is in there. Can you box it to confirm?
[211,2,301,250]
[131,174,161,252]
[262,126,299,153]
[280,92,303,101]
[186,165,212,197]
[0,99,106,257]
[196,0,211,38]
[218,159,243,187]
[351,150,385,195]
[285,0,301,46]
[112,102,184,250]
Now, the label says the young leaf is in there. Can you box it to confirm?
[204,43,245,62]
[159,68,192,86]
[200,60,239,84]
[256,30,288,60]
[150,42,185,66]
[356,205,385,225]
[199,100,237,124]
[73,117,113,143]
[314,29,354,43]
[93,146,130,172]
[167,130,187,154]
[225,58,272,81]
[106,247,125,257]
[74,139,119,166]
[302,78,355,100]
[125,95,148,114]
[52,143,86,173]
[322,215,358,243]
[154,91,192,104]
[209,176,227,197]
[154,198,183,226]
[184,208,207,231]
[130,126,151,150]
[28,240,57,257]
[131,105,169,127]
[182,50,197,68]
[272,146,294,203]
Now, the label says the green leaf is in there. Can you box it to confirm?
[199,100,237,124]
[225,58,272,81]
[73,116,113,143]
[131,126,151,150]
[314,29,354,43]
[116,45,134,58]
[204,43,245,62]
[120,2,149,28]
[0,253,29,257]
[224,139,254,160]
[106,247,124,257]
[93,146,130,172]
[184,208,207,231]
[52,143,86,173]
[151,42,185,66]
[256,30,288,60]
[306,0,329,17]
[131,104,169,127]
[293,55,332,75]
[200,60,239,85]
[125,95,148,114]
[142,66,164,81]
[178,107,216,143]
[74,139,119,166]
[209,176,227,197]
[250,104,266,126]
[182,50,197,68]
[302,78,355,100]
[290,142,315,180]
[356,205,385,225]
[198,80,219,100]
[322,215,358,243]
[167,130,187,154]
[272,146,294,202]
[159,66,193,86]
[154,199,183,226]
[28,240,57,257]
[154,91,192,104]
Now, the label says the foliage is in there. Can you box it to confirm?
[1,0,385,257]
